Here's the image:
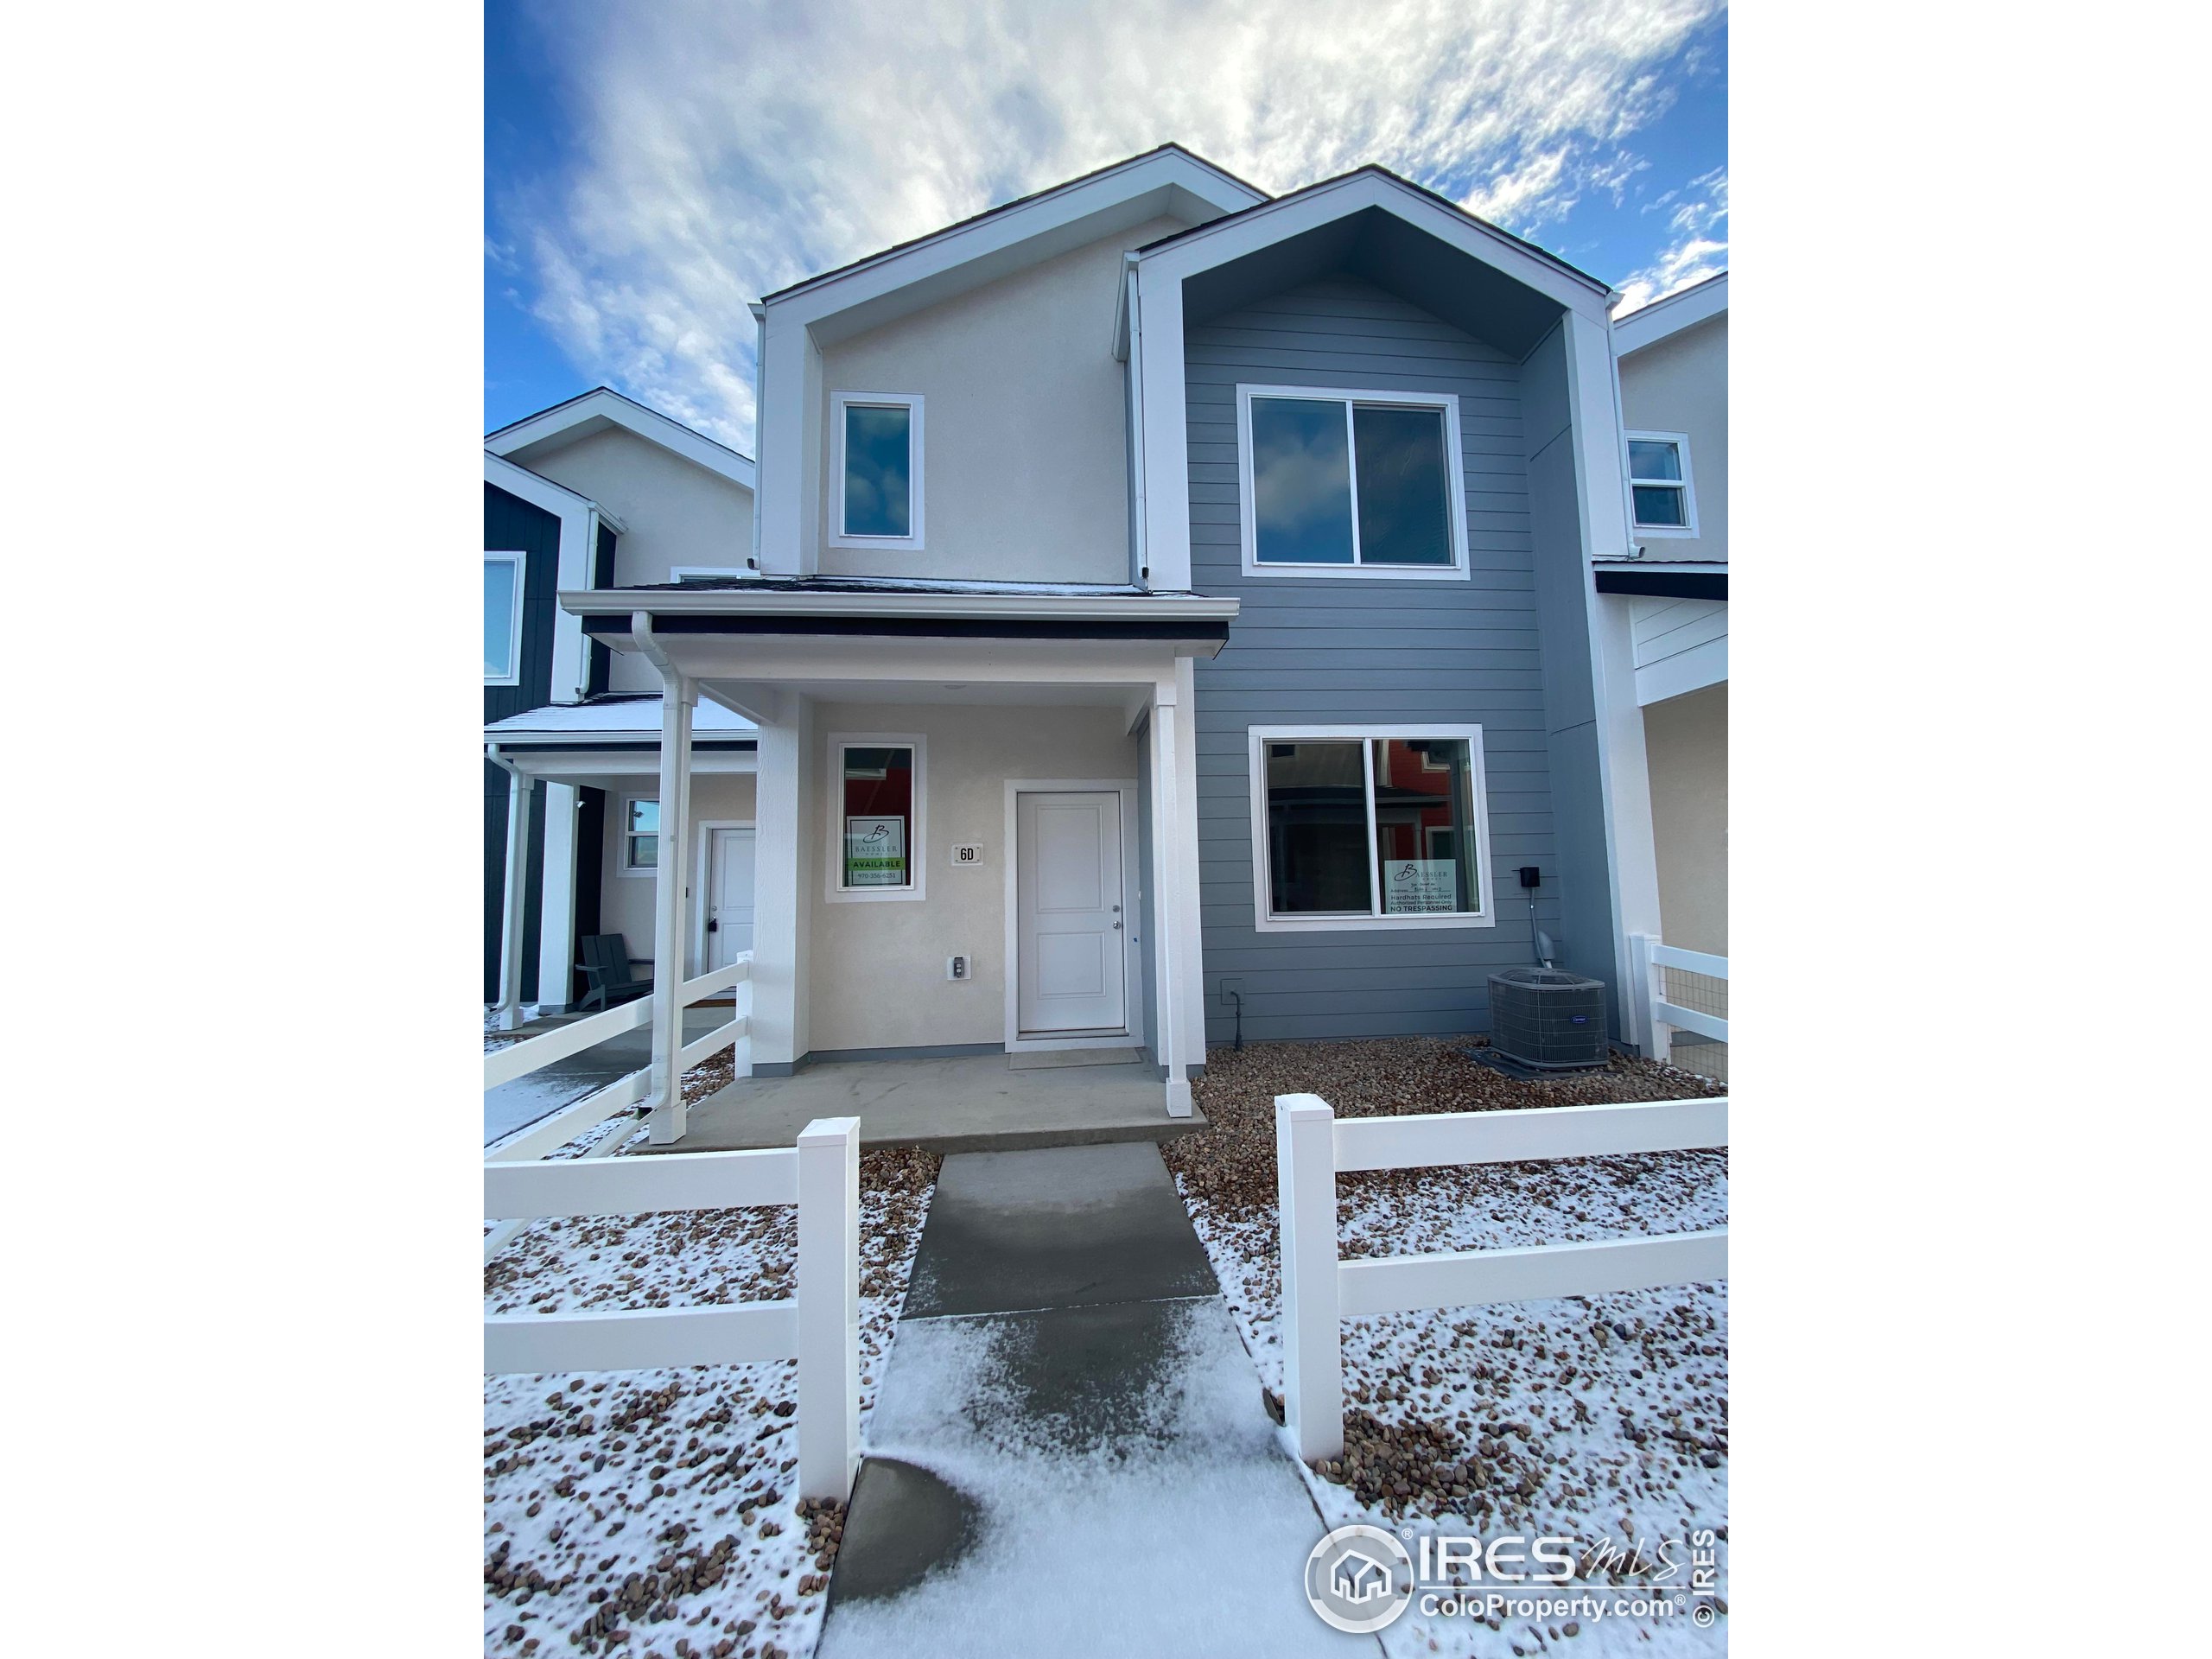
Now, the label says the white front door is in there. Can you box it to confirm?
[1015,791,1126,1035]
[708,827,756,971]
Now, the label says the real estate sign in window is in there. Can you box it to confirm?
[1251,728,1491,930]
[840,746,913,889]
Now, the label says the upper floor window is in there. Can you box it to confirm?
[1626,432,1699,537]
[620,797,659,873]
[485,551,525,684]
[826,734,926,901]
[1235,385,1469,580]
[832,391,925,548]
[1245,726,1495,931]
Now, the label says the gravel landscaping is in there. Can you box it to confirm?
[484,1142,940,1659]
[1170,1037,1729,1656]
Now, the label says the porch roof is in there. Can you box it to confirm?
[486,695,757,789]
[485,693,756,741]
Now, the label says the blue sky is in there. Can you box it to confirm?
[486,1,1727,451]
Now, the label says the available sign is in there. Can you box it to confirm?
[1384,858,1459,914]
[844,817,907,887]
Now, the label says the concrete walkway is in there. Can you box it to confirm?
[818,1144,1367,1655]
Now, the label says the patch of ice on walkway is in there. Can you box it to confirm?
[823,1298,1362,1656]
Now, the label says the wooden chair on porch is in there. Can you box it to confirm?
[575,934,653,1012]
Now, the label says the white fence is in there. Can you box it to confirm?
[483,1115,861,1503]
[1274,1092,1729,1463]
[1630,934,1727,1065]
[483,954,753,1168]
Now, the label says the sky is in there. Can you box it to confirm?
[486,0,1727,453]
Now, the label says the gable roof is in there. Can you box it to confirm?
[756,143,1268,346]
[486,387,756,493]
[1134,162,1610,296]
[1613,271,1727,354]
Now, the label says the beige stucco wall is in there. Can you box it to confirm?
[519,425,757,692]
[804,702,1142,1053]
[595,772,759,976]
[1618,312,1727,564]
[1642,682,1726,955]
[812,216,1187,584]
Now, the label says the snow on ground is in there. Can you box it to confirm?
[823,1297,1351,1657]
[484,1147,939,1659]
[1171,1039,1729,1657]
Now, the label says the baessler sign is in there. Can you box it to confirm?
[1384,858,1458,913]
[844,817,907,886]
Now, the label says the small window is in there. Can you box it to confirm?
[827,734,925,900]
[621,798,659,873]
[832,392,924,547]
[1626,433,1699,536]
[485,551,525,683]
[1238,386,1467,578]
[1248,727,1493,931]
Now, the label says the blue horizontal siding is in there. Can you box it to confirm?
[1187,275,1562,1046]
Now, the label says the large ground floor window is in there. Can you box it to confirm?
[1246,725,1495,931]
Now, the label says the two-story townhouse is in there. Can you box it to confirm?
[547,144,1658,1144]
[483,388,760,1025]
[1600,274,1726,1070]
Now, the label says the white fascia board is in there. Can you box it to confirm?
[486,453,595,700]
[763,149,1267,346]
[1612,273,1728,355]
[557,588,1240,623]
[1135,170,1613,321]
[488,388,757,493]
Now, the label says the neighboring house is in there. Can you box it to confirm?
[1604,274,1727,967]
[483,388,759,1019]
[534,143,1662,1137]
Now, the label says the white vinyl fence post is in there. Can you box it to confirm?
[1275,1092,1344,1465]
[797,1116,861,1503]
[1633,931,1671,1063]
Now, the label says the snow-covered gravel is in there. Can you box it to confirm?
[483,1147,939,1659]
[1171,1039,1729,1657]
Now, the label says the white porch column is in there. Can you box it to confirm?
[535,782,580,1014]
[648,677,697,1142]
[493,756,536,1032]
[1172,656,1206,1078]
[1148,674,1194,1117]
[748,702,810,1071]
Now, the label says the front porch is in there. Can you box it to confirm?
[645,1050,1208,1154]
[563,576,1237,1146]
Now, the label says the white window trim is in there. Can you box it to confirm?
[1245,724,1496,932]
[1625,429,1700,538]
[485,550,526,685]
[824,732,927,903]
[1234,385,1471,581]
[617,792,659,878]
[829,391,925,550]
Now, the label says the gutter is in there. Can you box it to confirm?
[561,588,1239,623]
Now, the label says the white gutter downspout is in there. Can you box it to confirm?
[486,743,537,1033]
[632,613,698,1143]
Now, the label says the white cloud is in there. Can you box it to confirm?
[499,0,1724,448]
[1612,164,1726,315]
